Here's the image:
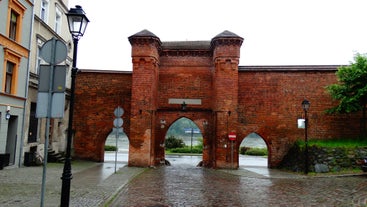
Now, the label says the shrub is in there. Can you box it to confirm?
[240,146,250,155]
[170,146,202,154]
[165,136,185,149]
[245,148,268,156]
[105,145,117,151]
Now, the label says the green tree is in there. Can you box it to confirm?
[326,53,367,136]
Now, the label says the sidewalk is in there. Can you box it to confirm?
[0,161,145,207]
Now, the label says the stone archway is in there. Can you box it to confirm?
[153,112,214,167]
[163,117,203,166]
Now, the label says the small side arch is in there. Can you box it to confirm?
[239,132,268,167]
[104,128,130,163]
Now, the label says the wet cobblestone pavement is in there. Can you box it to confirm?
[0,161,144,207]
[1,155,367,207]
[110,164,367,207]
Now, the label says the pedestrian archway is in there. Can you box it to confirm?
[104,129,129,163]
[239,133,268,167]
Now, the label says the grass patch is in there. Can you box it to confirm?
[167,146,202,154]
[105,145,117,151]
[296,138,367,148]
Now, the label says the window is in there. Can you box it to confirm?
[5,62,15,94]
[55,6,62,34]
[35,38,45,74]
[40,0,49,23]
[7,0,26,43]
[3,48,20,94]
[9,10,18,40]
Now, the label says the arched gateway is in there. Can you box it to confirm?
[73,30,361,169]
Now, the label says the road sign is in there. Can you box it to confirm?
[36,65,66,118]
[38,65,66,92]
[228,131,236,141]
[114,106,124,117]
[40,38,67,64]
[113,118,123,128]
[184,128,200,134]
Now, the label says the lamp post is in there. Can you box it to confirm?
[61,5,89,207]
[302,99,310,174]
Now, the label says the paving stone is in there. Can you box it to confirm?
[1,161,367,207]
[109,166,367,207]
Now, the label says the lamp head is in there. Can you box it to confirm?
[5,106,10,120]
[181,102,187,111]
[5,111,10,120]
[66,5,89,39]
[302,99,310,112]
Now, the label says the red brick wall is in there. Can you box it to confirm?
[73,71,132,161]
[237,67,361,167]
[158,56,213,110]
[73,66,362,167]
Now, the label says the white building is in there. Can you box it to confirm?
[23,0,73,165]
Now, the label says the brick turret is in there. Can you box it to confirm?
[128,30,161,166]
[211,30,243,168]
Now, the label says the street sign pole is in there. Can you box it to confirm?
[113,106,124,173]
[115,128,119,173]
[38,38,67,207]
[231,140,234,169]
[228,132,237,170]
[190,128,194,153]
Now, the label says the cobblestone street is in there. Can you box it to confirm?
[1,155,367,207]
[110,164,367,207]
[0,161,144,207]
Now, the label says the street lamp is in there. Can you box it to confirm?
[181,101,187,111]
[302,99,310,174]
[61,5,89,207]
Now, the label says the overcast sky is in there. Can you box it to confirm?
[68,0,367,71]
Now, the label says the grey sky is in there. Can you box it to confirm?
[69,0,367,71]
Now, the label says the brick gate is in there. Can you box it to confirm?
[73,30,362,169]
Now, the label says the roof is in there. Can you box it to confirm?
[129,29,158,38]
[213,30,242,39]
[161,41,211,50]
[238,65,343,72]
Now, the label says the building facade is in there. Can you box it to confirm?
[24,0,72,164]
[0,0,34,167]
